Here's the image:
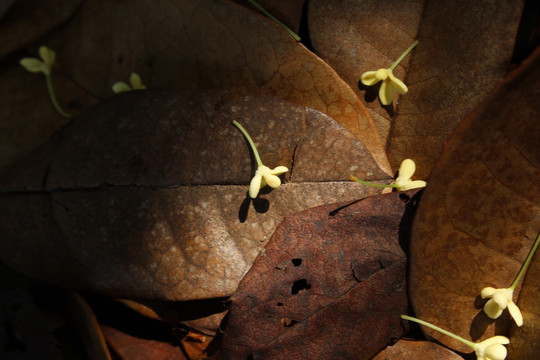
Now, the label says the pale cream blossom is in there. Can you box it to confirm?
[112,73,146,93]
[350,158,426,191]
[481,287,522,326]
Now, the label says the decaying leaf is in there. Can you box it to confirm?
[221,190,419,359]
[371,339,464,360]
[0,90,389,302]
[408,47,540,352]
[43,0,390,174]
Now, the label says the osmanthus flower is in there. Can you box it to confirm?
[20,46,71,118]
[112,73,146,93]
[480,232,540,326]
[232,120,288,198]
[361,40,419,105]
[350,158,426,191]
[401,315,510,360]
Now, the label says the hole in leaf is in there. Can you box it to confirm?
[246,355,254,360]
[291,279,311,295]
[277,302,283,307]
[291,258,302,266]
[280,317,298,327]
[399,193,410,202]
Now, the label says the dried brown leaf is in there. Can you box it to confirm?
[371,339,464,360]
[408,47,540,352]
[0,90,388,301]
[221,190,418,359]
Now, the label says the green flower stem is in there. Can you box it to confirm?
[233,120,263,167]
[510,232,540,291]
[45,74,71,118]
[247,0,301,42]
[389,40,419,71]
[401,315,476,349]
[350,175,397,188]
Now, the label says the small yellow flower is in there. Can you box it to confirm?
[361,68,408,106]
[350,158,426,191]
[480,287,522,326]
[232,120,289,198]
[20,46,70,118]
[20,46,56,75]
[112,73,146,93]
[474,336,510,360]
[401,315,509,360]
[361,40,418,105]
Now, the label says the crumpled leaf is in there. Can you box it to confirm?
[309,0,523,177]
[371,339,464,360]
[0,0,82,58]
[0,90,389,301]
[221,190,419,359]
[44,0,390,174]
[408,47,540,352]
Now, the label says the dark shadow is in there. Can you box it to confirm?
[328,198,365,216]
[238,193,270,223]
[469,308,494,341]
[298,0,315,52]
[397,189,423,255]
[357,80,395,117]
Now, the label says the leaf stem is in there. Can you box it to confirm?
[510,232,540,290]
[233,120,263,167]
[247,0,301,42]
[45,73,71,118]
[349,175,397,188]
[401,315,476,349]
[389,40,419,71]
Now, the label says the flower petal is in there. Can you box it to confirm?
[397,159,416,180]
[20,58,46,73]
[249,172,263,198]
[481,287,497,298]
[485,344,508,360]
[388,72,408,94]
[112,82,132,93]
[484,299,504,319]
[507,301,523,327]
[269,166,288,175]
[360,71,379,86]
[397,180,426,191]
[39,46,55,70]
[263,173,282,188]
[379,79,394,105]
[130,73,145,89]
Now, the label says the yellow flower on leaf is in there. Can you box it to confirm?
[232,120,289,199]
[481,287,522,326]
[361,40,418,105]
[20,46,56,75]
[401,315,509,360]
[361,68,408,106]
[350,158,426,191]
[112,73,146,93]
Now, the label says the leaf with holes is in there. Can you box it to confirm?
[0,89,389,302]
[221,190,419,359]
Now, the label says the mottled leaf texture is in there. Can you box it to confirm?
[409,47,540,353]
[0,90,388,301]
[371,339,464,360]
[221,190,419,360]
[46,0,390,174]
[309,0,523,177]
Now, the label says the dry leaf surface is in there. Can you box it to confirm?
[408,47,540,352]
[371,339,464,360]
[0,90,388,301]
[221,190,419,359]
[43,0,390,174]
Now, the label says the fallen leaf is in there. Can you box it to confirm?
[0,0,82,58]
[308,0,523,177]
[221,190,419,359]
[43,0,390,174]
[101,325,186,360]
[371,339,464,360]
[233,0,305,35]
[0,90,389,301]
[408,47,540,352]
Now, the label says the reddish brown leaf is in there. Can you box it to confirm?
[101,325,186,360]
[371,339,464,360]
[44,0,390,174]
[0,90,389,301]
[233,0,305,34]
[221,190,418,359]
[408,47,540,352]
